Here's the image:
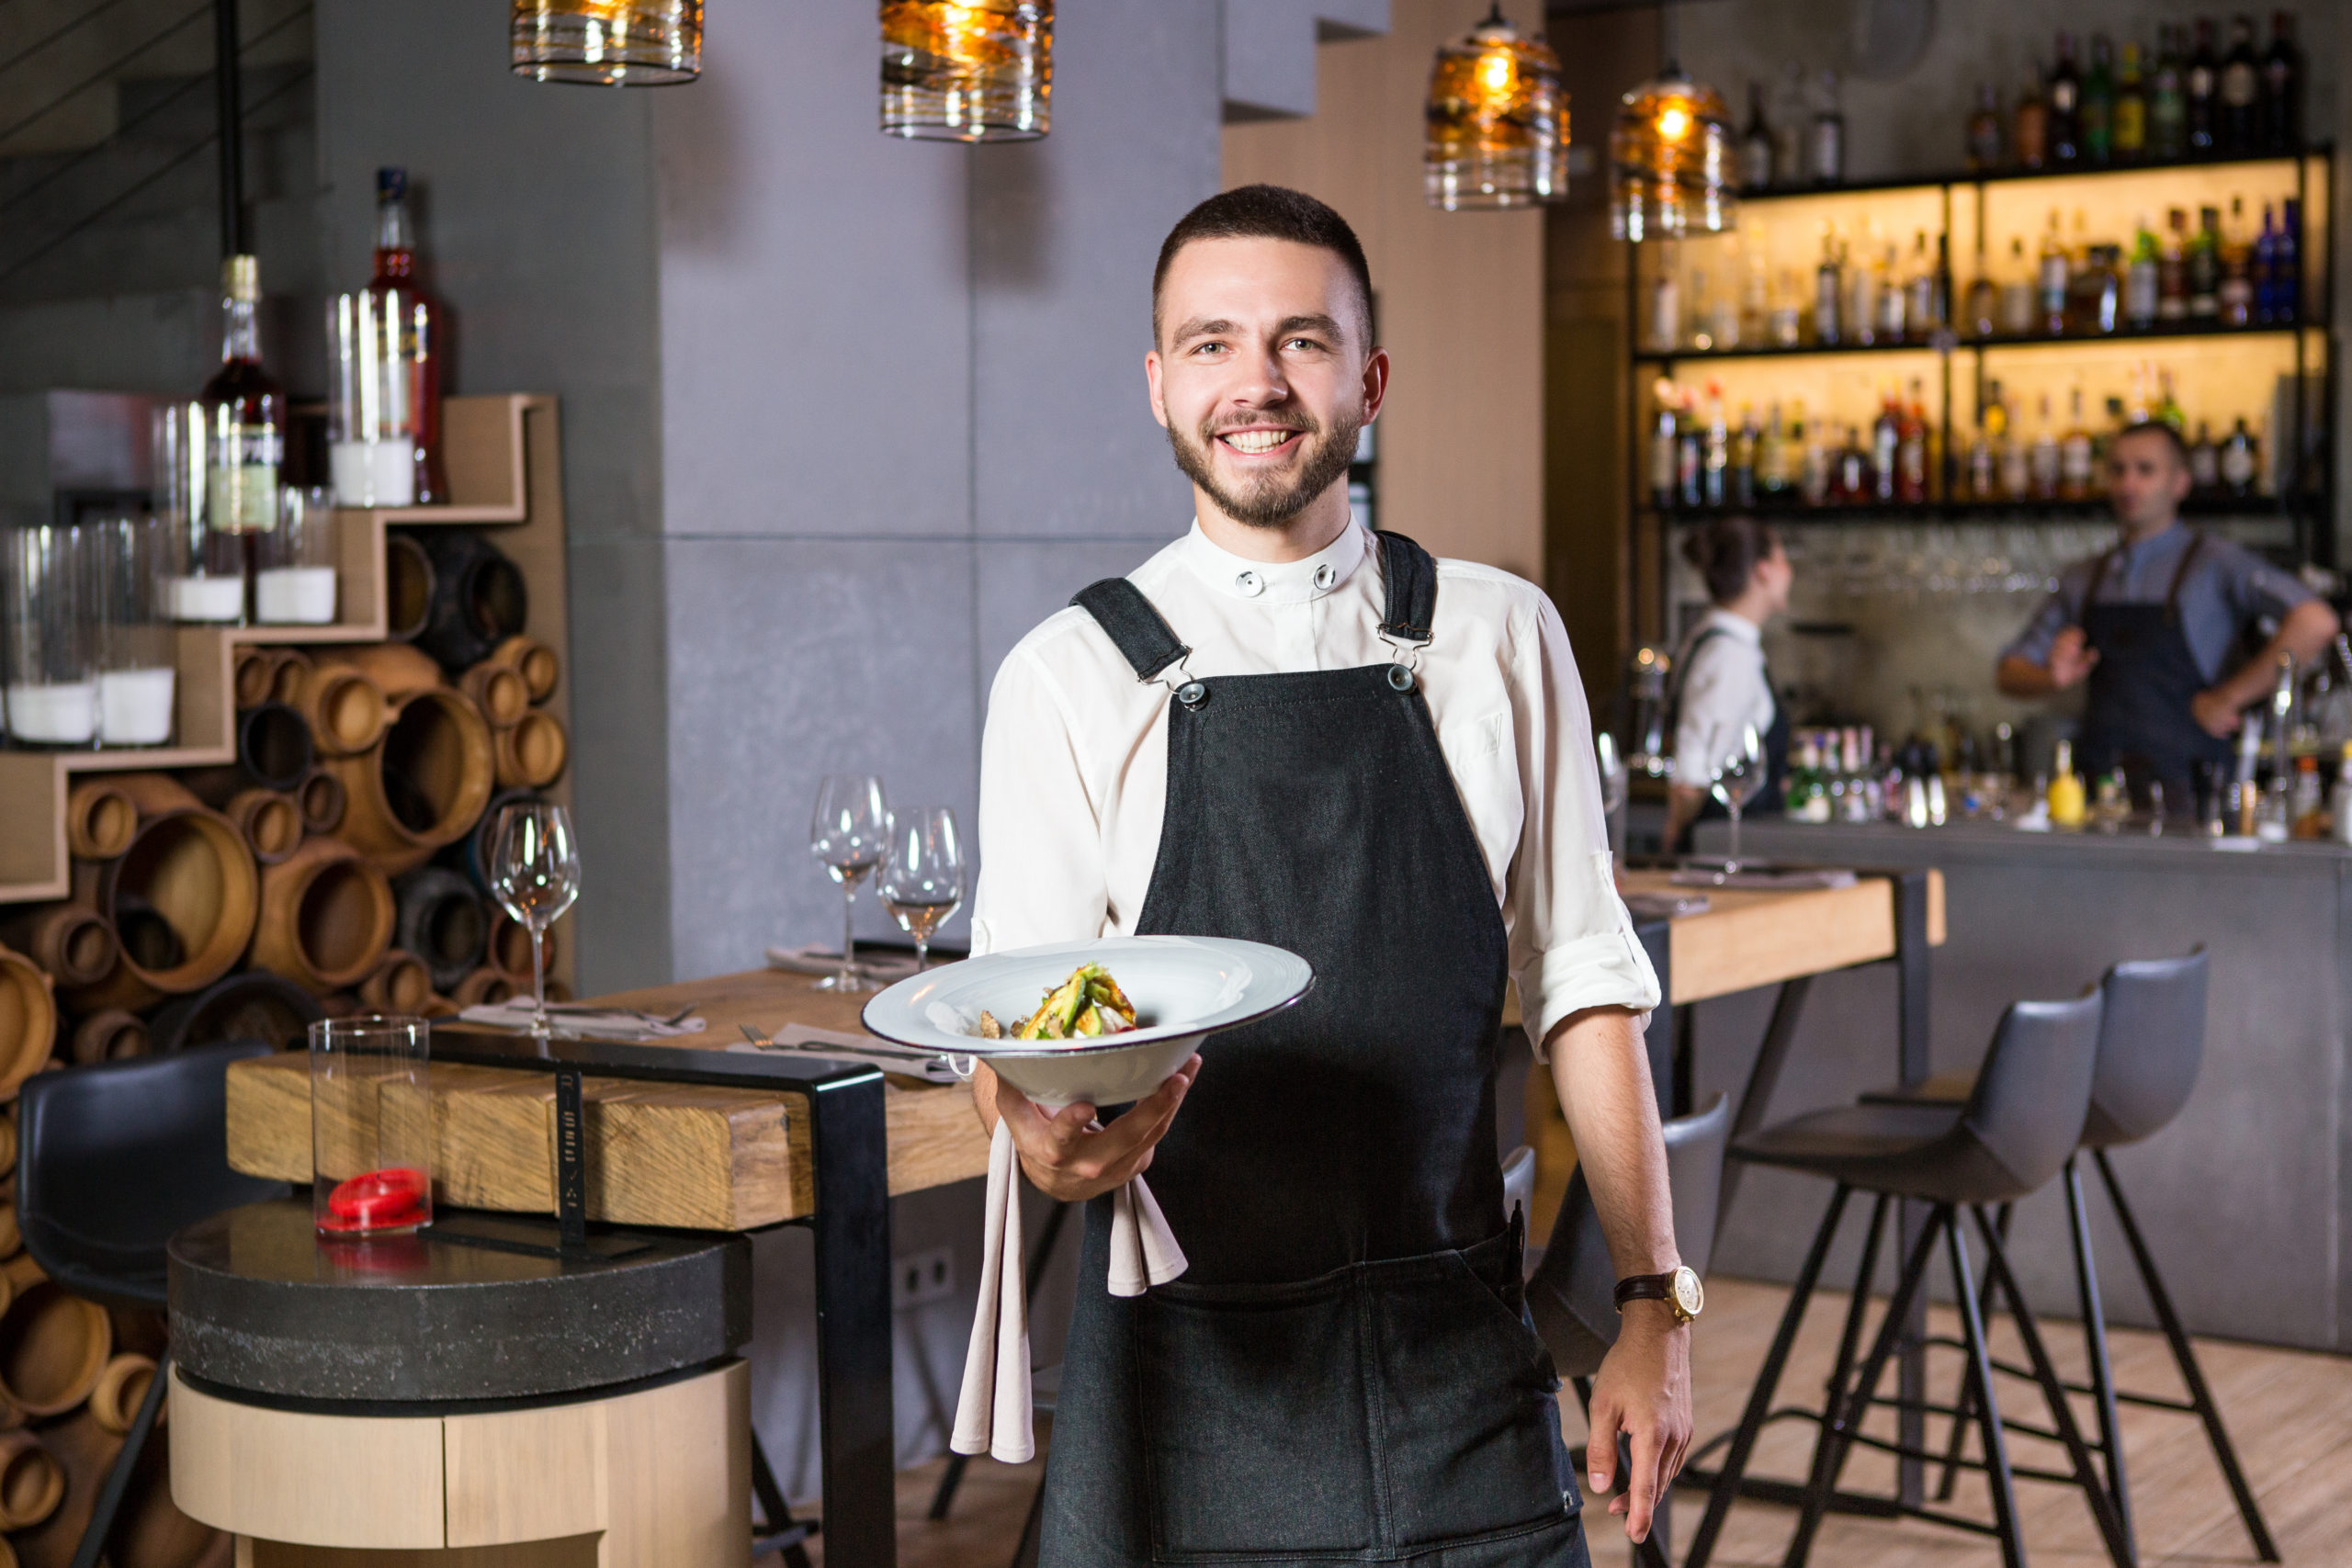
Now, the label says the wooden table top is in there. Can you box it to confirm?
[226,871,1943,1231]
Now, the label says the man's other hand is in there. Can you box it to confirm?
[973,1055,1201,1202]
[2191,687,2245,738]
[1584,1300,1694,1545]
[2046,626,2099,688]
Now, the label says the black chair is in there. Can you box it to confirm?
[17,1041,288,1568]
[1525,1092,1732,1568]
[1860,948,2277,1563]
[1682,992,2133,1568]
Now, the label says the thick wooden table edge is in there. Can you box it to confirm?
[1618,868,1946,1007]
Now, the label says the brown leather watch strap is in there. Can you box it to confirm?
[1613,1271,1674,1311]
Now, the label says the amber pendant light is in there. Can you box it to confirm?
[1424,6,1568,210]
[1608,1,1736,241]
[880,1,1053,141]
[511,0,702,85]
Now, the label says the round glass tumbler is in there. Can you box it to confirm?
[310,1015,434,1237]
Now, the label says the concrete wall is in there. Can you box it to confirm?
[653,0,1216,986]
[315,0,671,992]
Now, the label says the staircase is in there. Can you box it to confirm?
[0,0,322,400]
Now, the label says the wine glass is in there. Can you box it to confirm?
[1709,724,1767,872]
[809,774,888,992]
[489,803,581,1042]
[877,807,965,971]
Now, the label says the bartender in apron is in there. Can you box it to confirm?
[1660,516,1792,853]
[967,186,1691,1567]
[1997,421,2336,801]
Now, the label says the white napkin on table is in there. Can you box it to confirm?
[951,1118,1187,1461]
[456,1001,709,1042]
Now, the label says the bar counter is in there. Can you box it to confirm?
[1690,815,2352,1352]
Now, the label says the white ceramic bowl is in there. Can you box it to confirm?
[861,935,1313,1109]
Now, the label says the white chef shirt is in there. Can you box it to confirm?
[969,518,1661,1051]
[1668,608,1775,787]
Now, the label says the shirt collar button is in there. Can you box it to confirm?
[1314,563,1335,589]
[1236,570,1264,597]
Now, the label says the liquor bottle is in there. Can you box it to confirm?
[2155,367,2186,431]
[2219,196,2255,327]
[2274,197,2301,321]
[2073,242,2122,335]
[1677,396,1703,509]
[1740,81,1776,193]
[2159,208,2190,320]
[1979,383,2014,498]
[1770,267,1804,347]
[2125,217,2161,328]
[1966,84,2005,171]
[2048,33,2082,164]
[1740,243,1771,345]
[2029,394,2063,499]
[2262,11,2300,153]
[2221,417,2259,496]
[1689,268,1715,351]
[1876,243,1907,344]
[367,167,446,504]
[2187,19,2219,156]
[1906,231,1943,337]
[1997,391,2032,498]
[1871,392,1901,503]
[1729,405,1758,509]
[2253,203,2279,324]
[1795,404,1829,505]
[2037,209,2071,336]
[1837,423,1870,504]
[1897,379,1930,503]
[2149,25,2188,159]
[2014,74,2049,169]
[1756,402,1788,497]
[2060,387,2097,499]
[1968,402,1998,499]
[1965,231,1998,338]
[1702,386,1729,508]
[2188,420,2222,491]
[1811,71,1846,186]
[1650,386,1680,511]
[2082,34,2115,164]
[201,254,284,609]
[2219,14,2260,156]
[2188,206,2222,318]
[1814,231,1843,345]
[1846,235,1878,346]
[2112,41,2147,163]
[1648,243,1681,352]
[1999,236,2037,336]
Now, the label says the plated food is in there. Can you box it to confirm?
[979,963,1138,1042]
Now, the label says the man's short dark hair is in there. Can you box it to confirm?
[1152,185,1375,346]
[2114,419,2192,468]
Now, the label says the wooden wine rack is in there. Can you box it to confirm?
[0,394,573,904]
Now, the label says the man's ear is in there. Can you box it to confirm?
[1145,349,1170,431]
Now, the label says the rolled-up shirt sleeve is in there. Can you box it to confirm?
[2001,584,2075,668]
[1505,594,1663,1055]
[967,643,1108,957]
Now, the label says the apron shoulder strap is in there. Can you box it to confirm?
[2164,529,2208,623]
[1374,530,1439,645]
[1070,579,1192,682]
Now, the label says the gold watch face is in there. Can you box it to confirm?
[1670,1266,1704,1321]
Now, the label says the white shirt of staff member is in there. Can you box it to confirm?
[964,219,1693,1546]
[1663,522,1792,852]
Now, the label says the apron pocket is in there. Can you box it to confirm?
[1135,1275,1378,1558]
[1371,1249,1575,1549]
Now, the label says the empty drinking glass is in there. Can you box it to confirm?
[808,774,888,991]
[1711,723,1767,871]
[490,803,581,1041]
[878,807,965,971]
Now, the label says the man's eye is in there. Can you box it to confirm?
[1285,337,1323,352]
[1191,342,1227,356]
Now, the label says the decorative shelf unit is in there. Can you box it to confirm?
[1625,148,2336,637]
[0,396,571,903]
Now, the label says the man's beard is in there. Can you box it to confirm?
[1166,406,1364,528]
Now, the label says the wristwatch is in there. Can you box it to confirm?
[1614,1265,1704,1325]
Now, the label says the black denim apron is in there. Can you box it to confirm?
[2077,531,2231,798]
[1038,533,1588,1568]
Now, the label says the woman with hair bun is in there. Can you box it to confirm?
[1663,515,1794,852]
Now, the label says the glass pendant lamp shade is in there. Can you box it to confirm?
[881,1,1052,142]
[1424,7,1567,210]
[511,0,701,85]
[1609,65,1737,241]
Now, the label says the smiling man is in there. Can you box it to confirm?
[967,186,1690,1567]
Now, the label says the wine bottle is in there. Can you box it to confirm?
[2126,218,2160,330]
[2048,32,2082,164]
[2148,25,2188,160]
[2014,74,2049,169]
[1815,231,1843,346]
[1965,231,1998,338]
[2188,206,2222,318]
[2082,34,2115,164]
[2187,19,2219,156]
[368,167,447,505]
[1998,236,2037,336]
[2219,14,2260,157]
[2112,41,2147,163]
[2037,209,2071,336]
[1967,84,2005,171]
[1810,70,1845,186]
[2262,10,2300,153]
[201,254,284,617]
[2221,417,2259,498]
[1739,81,1775,193]
[2158,208,2190,321]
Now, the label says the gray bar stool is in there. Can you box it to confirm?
[1682,991,2132,1568]
[1860,948,2278,1563]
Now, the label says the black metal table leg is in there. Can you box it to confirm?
[808,1068,896,1567]
[70,1347,171,1568]
[1893,871,1933,1508]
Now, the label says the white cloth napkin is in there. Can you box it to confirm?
[952,1118,1187,1461]
[456,1001,709,1042]
[763,943,921,983]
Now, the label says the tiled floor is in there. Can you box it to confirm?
[791,1276,2352,1567]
